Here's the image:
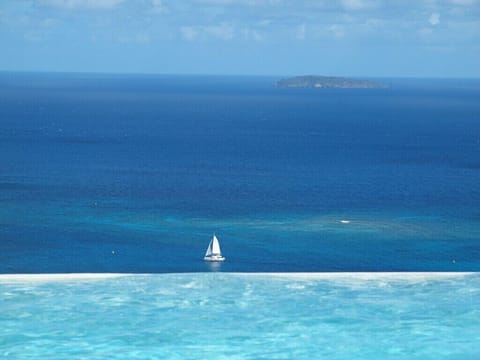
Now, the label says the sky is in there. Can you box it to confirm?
[0,0,479,77]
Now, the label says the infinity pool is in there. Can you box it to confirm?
[1,273,479,359]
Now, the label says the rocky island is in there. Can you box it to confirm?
[275,75,385,89]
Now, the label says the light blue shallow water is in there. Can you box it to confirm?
[1,273,479,359]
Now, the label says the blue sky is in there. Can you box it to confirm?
[0,0,479,77]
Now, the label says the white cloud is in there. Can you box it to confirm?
[39,0,124,9]
[180,26,198,41]
[447,0,477,5]
[257,19,272,27]
[340,0,380,11]
[241,27,265,41]
[151,0,167,13]
[429,12,440,25]
[180,23,235,41]
[296,23,306,40]
[206,23,235,39]
[191,0,280,5]
[117,33,151,44]
[327,24,345,38]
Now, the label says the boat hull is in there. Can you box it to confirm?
[204,255,225,262]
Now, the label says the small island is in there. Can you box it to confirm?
[275,75,386,89]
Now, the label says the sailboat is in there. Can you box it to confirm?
[204,233,225,262]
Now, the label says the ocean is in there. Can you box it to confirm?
[1,73,479,358]
[1,73,478,273]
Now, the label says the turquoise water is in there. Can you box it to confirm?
[1,273,479,359]
[2,198,479,272]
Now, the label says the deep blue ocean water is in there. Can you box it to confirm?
[0,73,479,273]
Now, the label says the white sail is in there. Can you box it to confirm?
[205,239,213,257]
[211,235,221,255]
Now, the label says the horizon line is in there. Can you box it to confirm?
[1,69,479,80]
